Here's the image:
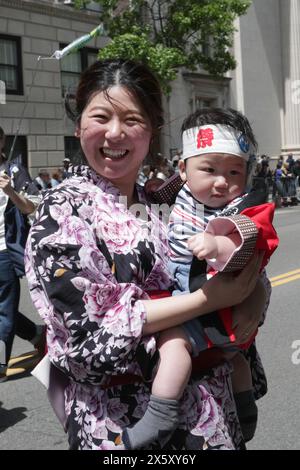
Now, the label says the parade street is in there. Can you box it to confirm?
[1,205,300,450]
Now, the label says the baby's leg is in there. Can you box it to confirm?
[152,326,192,399]
[120,327,192,449]
[231,352,258,443]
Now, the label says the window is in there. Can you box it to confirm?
[54,1,102,12]
[4,136,27,168]
[201,37,211,58]
[0,34,23,95]
[60,45,98,96]
[191,96,217,112]
[81,1,102,12]
[64,136,82,162]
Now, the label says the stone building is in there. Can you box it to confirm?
[230,0,300,160]
[165,0,300,161]
[0,0,105,175]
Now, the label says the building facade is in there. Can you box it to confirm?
[0,0,299,176]
[231,0,300,160]
[0,0,106,175]
[165,0,300,161]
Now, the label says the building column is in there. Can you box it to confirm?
[230,18,245,113]
[281,0,300,156]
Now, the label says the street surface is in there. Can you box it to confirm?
[1,205,300,450]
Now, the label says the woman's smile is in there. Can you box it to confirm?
[100,147,129,160]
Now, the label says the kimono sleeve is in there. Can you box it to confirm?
[240,203,279,269]
[205,214,258,272]
[26,194,157,386]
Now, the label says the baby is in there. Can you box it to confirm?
[121,108,278,449]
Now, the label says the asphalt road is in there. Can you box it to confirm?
[248,204,300,450]
[1,204,300,450]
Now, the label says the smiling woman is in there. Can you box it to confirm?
[74,86,152,203]
[25,59,265,450]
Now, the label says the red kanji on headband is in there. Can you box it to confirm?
[197,128,214,149]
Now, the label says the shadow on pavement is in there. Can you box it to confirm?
[0,401,27,433]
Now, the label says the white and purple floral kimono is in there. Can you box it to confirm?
[25,166,266,450]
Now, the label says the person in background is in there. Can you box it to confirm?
[34,169,52,191]
[277,155,284,168]
[155,157,174,181]
[272,163,284,206]
[293,159,300,187]
[137,164,153,186]
[0,126,45,382]
[51,170,63,187]
[281,161,298,206]
[252,161,270,202]
[62,158,71,179]
[171,149,182,172]
[286,153,295,172]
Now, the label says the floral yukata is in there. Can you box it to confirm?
[25,166,267,450]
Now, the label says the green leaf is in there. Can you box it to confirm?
[75,0,251,91]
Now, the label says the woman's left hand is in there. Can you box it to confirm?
[231,277,267,344]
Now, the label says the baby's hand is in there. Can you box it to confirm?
[187,232,218,260]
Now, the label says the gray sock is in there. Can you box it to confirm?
[123,394,179,449]
[234,390,258,442]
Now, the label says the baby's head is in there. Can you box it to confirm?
[178,108,257,208]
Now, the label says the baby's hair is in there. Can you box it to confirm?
[181,108,258,152]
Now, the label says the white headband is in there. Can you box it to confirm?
[182,125,252,161]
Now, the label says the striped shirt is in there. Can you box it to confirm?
[168,183,246,264]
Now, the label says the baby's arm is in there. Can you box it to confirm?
[188,231,242,263]
[192,215,258,273]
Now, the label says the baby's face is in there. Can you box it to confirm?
[179,153,247,207]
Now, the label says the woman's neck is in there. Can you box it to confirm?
[115,181,138,208]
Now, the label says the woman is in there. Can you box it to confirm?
[25,59,267,450]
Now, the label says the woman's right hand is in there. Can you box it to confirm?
[0,173,14,196]
[201,251,264,311]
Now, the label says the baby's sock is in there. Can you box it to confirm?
[234,390,258,443]
[122,394,179,449]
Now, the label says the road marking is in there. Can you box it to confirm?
[8,350,39,366]
[6,350,41,377]
[270,268,300,281]
[270,269,300,287]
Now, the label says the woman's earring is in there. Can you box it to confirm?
[74,128,80,138]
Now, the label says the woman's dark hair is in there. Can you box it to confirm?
[65,59,163,133]
[181,107,258,152]
[0,126,5,140]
